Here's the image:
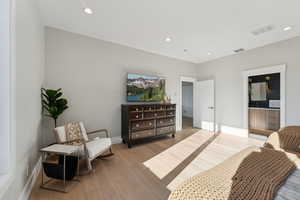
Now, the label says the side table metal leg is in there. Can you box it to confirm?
[41,152,44,186]
[63,154,66,192]
[40,147,81,193]
[77,152,80,176]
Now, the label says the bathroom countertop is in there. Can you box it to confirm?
[249,107,280,111]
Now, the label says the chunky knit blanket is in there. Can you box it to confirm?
[169,146,297,200]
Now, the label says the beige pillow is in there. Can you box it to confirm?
[278,126,300,151]
[264,132,281,150]
[265,126,300,152]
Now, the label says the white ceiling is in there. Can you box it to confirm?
[38,0,300,63]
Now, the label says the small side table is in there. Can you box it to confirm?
[40,144,80,193]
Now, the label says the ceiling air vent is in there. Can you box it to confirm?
[251,25,275,36]
[234,48,245,53]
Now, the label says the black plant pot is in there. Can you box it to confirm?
[43,155,78,181]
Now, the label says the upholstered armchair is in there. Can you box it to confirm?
[54,122,113,171]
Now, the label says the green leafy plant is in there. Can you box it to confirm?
[41,88,68,127]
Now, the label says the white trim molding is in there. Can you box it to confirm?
[111,136,122,144]
[0,0,17,198]
[178,76,197,131]
[18,156,42,200]
[216,124,248,138]
[0,0,11,175]
[242,64,286,135]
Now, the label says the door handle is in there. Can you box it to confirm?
[208,106,214,109]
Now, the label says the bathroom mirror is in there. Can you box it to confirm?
[251,82,267,101]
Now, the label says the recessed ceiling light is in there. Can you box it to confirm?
[251,25,275,36]
[283,26,292,31]
[207,52,212,55]
[84,7,93,15]
[234,48,245,53]
[165,37,172,42]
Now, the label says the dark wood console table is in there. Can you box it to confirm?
[121,103,176,148]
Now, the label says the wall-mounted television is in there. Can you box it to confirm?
[127,73,165,102]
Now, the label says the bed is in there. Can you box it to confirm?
[169,127,300,200]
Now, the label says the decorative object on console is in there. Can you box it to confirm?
[121,104,176,148]
[162,95,171,104]
[41,88,68,127]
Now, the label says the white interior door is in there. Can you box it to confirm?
[194,80,215,132]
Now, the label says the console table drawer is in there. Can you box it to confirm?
[155,111,165,117]
[130,106,143,112]
[166,110,175,116]
[122,103,176,148]
[166,105,176,110]
[157,126,175,135]
[156,105,166,111]
[157,118,175,127]
[144,112,154,119]
[131,129,155,139]
[130,112,143,120]
[144,105,155,112]
[131,120,155,131]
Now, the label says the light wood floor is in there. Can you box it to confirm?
[143,130,265,190]
[182,116,193,129]
[30,127,199,200]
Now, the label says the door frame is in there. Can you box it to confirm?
[242,64,286,134]
[178,76,197,131]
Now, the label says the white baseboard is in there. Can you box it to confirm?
[18,156,42,200]
[217,125,248,138]
[111,136,122,144]
[182,113,193,118]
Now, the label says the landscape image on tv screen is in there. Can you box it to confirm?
[127,73,166,102]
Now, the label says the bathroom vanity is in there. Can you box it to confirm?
[249,107,280,135]
[248,73,281,136]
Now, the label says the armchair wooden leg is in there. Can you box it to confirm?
[87,160,93,171]
[97,147,114,159]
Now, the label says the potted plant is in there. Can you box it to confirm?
[41,88,68,127]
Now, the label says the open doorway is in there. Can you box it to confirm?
[182,82,194,129]
[178,77,215,132]
[243,65,286,137]
[248,73,280,136]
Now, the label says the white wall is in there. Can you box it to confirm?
[182,84,193,118]
[1,0,45,198]
[196,36,300,134]
[44,27,197,141]
[0,0,10,175]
